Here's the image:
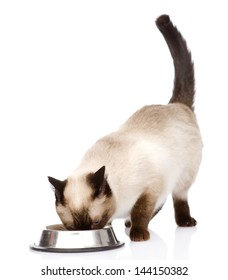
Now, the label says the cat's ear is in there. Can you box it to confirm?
[48,176,67,204]
[89,166,112,198]
[93,166,106,189]
[48,176,67,192]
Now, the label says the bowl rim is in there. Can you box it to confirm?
[45,223,113,232]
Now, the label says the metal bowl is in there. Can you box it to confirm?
[30,224,124,253]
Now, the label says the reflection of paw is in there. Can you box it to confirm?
[130,227,150,241]
[177,216,197,227]
[125,219,131,228]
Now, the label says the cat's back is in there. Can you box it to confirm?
[80,103,202,175]
[120,103,200,138]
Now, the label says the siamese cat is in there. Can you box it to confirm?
[48,15,202,241]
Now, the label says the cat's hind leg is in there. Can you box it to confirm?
[172,181,197,227]
[173,197,196,226]
[130,192,157,241]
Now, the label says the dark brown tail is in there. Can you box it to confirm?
[156,15,195,111]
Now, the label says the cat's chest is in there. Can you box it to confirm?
[111,190,141,218]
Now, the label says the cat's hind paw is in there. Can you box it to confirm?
[176,216,197,227]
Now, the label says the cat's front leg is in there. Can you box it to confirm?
[130,192,156,241]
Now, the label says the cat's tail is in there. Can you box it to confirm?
[156,15,195,111]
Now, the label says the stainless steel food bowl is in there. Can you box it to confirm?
[30,224,124,253]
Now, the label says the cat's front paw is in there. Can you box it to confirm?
[176,216,197,227]
[130,227,150,241]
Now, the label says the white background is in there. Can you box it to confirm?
[1,0,228,279]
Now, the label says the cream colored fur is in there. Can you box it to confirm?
[64,103,202,223]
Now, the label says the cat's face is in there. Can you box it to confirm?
[48,166,116,230]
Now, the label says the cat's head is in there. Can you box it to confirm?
[48,166,116,230]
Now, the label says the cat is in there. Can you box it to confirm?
[48,15,203,241]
